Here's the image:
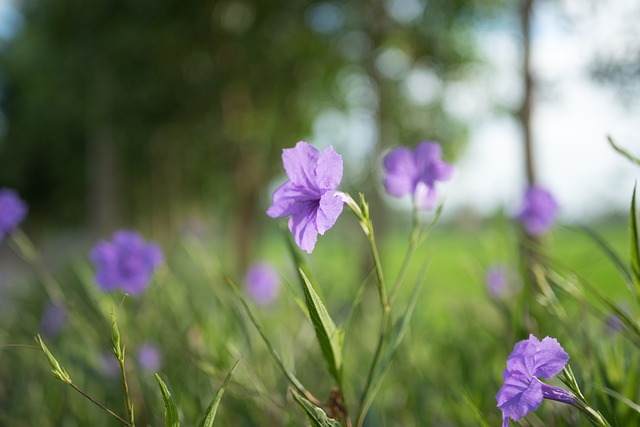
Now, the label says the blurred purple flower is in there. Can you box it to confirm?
[39,301,68,339]
[245,262,280,305]
[486,265,508,299]
[497,334,573,426]
[516,186,558,236]
[0,188,27,240]
[383,141,453,210]
[91,230,163,295]
[605,314,623,334]
[137,342,162,373]
[267,141,344,253]
[100,351,120,378]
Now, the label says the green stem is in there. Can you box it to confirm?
[355,305,390,427]
[69,382,132,426]
[389,205,420,304]
[117,354,136,427]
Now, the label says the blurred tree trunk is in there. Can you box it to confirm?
[517,0,543,332]
[520,0,536,187]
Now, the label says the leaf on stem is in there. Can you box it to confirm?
[290,388,341,427]
[155,374,180,427]
[224,275,310,398]
[608,136,640,167]
[198,359,240,427]
[298,268,344,386]
[629,183,640,298]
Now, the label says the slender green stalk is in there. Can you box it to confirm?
[389,205,420,304]
[111,309,135,427]
[355,306,389,427]
[69,382,132,426]
[37,335,131,426]
[342,193,391,427]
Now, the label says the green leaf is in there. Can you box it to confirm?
[571,225,634,294]
[155,374,180,427]
[630,183,640,298]
[298,268,343,386]
[198,359,240,427]
[608,136,640,166]
[224,276,309,397]
[290,389,341,427]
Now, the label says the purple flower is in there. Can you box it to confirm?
[0,188,27,240]
[91,230,163,295]
[383,141,453,210]
[100,351,120,378]
[267,141,344,253]
[486,265,508,299]
[516,186,559,236]
[245,262,280,305]
[497,334,573,426]
[137,342,162,373]
[39,301,68,339]
[486,265,521,300]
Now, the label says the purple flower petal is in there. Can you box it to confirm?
[245,262,280,305]
[137,343,162,372]
[317,191,344,235]
[289,207,319,253]
[267,142,344,253]
[315,146,343,190]
[516,186,559,236]
[498,334,572,424]
[91,230,163,295]
[414,182,439,210]
[383,147,417,197]
[0,188,27,240]
[282,141,321,189]
[382,142,453,209]
[267,181,317,218]
[497,370,543,421]
[532,336,569,379]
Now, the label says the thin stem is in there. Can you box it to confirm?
[389,205,420,303]
[68,382,131,426]
[355,306,390,427]
[354,214,390,427]
[117,354,135,427]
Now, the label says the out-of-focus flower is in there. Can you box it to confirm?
[516,186,558,236]
[267,141,344,253]
[39,301,68,339]
[497,335,573,426]
[91,230,163,295]
[100,351,120,378]
[486,264,521,300]
[486,265,508,299]
[245,262,280,305]
[0,188,27,240]
[137,342,162,373]
[382,141,453,210]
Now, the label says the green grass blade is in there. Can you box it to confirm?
[298,268,343,386]
[198,359,240,427]
[359,261,428,420]
[608,136,640,166]
[571,225,634,291]
[224,276,309,397]
[290,389,341,427]
[154,374,180,427]
[630,183,640,298]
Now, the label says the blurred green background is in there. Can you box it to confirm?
[1,0,639,426]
